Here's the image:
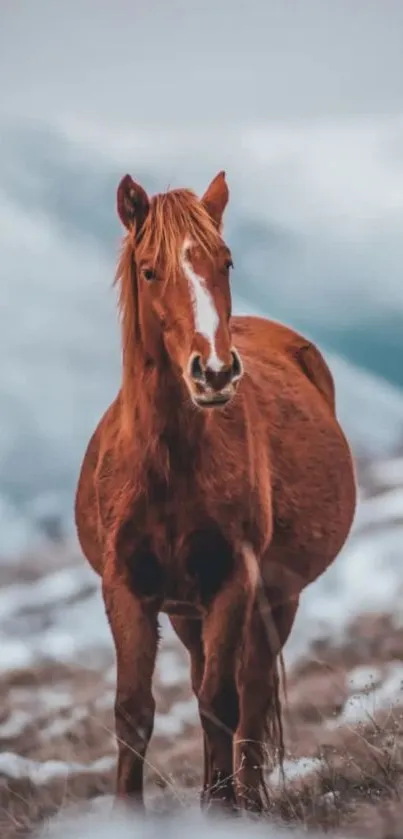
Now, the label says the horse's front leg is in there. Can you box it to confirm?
[198,578,246,813]
[102,564,158,809]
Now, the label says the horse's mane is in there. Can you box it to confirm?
[113,188,221,427]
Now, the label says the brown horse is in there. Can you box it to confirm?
[75,171,356,814]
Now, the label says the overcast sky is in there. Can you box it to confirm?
[2,0,403,126]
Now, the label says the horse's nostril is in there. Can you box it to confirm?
[230,349,243,380]
[189,354,205,382]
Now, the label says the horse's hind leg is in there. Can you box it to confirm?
[102,564,158,809]
[169,617,211,801]
[234,560,298,812]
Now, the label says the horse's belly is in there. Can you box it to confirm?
[270,431,356,588]
[161,600,202,618]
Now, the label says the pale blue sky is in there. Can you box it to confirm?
[1,0,403,125]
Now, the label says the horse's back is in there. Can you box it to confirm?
[232,315,335,413]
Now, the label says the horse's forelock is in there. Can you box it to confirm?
[140,189,221,283]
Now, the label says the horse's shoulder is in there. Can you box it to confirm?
[232,315,335,411]
[76,395,123,497]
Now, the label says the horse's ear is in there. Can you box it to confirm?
[117,174,150,232]
[201,170,229,228]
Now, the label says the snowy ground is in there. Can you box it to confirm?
[0,447,403,837]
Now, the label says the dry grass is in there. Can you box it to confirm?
[267,709,403,835]
[3,630,403,838]
[4,711,403,837]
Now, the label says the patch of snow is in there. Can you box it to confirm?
[41,707,89,740]
[93,692,114,713]
[30,686,74,713]
[0,709,32,739]
[0,637,36,673]
[158,649,189,688]
[0,566,95,621]
[0,575,112,674]
[268,756,325,787]
[333,661,403,726]
[347,666,383,695]
[285,510,403,666]
[154,697,198,738]
[0,689,95,745]
[0,752,115,785]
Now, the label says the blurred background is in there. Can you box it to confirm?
[1,5,403,835]
[1,0,403,554]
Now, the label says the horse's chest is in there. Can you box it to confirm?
[138,458,248,536]
[122,514,235,610]
[116,455,257,610]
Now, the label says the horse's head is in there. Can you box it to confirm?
[116,171,243,408]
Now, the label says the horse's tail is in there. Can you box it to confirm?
[267,650,288,766]
[258,650,286,807]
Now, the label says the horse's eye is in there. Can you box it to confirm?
[142,267,157,282]
[224,258,234,271]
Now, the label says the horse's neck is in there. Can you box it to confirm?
[121,354,202,470]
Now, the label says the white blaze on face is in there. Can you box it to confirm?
[180,238,223,372]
